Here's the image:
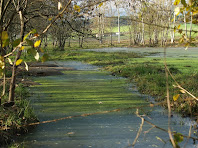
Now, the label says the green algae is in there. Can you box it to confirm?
[48,48,198,115]
[18,61,197,148]
[30,70,147,116]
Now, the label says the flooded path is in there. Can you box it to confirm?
[19,61,197,148]
[83,47,198,58]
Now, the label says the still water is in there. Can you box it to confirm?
[19,61,197,148]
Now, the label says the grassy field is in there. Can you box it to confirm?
[42,23,198,52]
[92,23,198,46]
[105,23,198,34]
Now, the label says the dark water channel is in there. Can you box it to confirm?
[19,61,197,148]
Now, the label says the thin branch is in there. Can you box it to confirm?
[131,109,144,148]
[144,126,155,135]
[2,0,12,18]
[184,125,192,148]
[4,11,16,30]
[12,0,17,10]
[66,20,100,41]
[165,64,198,101]
[143,118,198,141]
[0,102,197,143]
[164,46,176,148]
[4,0,73,58]
[41,0,72,35]
[128,17,198,34]
[0,102,161,130]
[4,0,111,58]
[163,59,198,101]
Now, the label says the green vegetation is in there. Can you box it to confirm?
[0,0,197,147]
[0,84,38,146]
[31,70,148,115]
[49,49,198,117]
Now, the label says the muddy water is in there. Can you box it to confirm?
[19,61,197,148]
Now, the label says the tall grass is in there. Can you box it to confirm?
[0,84,37,146]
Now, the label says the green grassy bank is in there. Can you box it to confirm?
[48,49,198,118]
[0,84,38,146]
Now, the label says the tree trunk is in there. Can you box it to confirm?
[78,36,81,47]
[170,13,175,43]
[68,37,71,47]
[184,10,188,37]
[0,0,4,105]
[80,36,84,48]
[9,11,24,103]
[133,21,137,45]
[129,26,132,46]
[141,17,145,45]
[148,24,152,46]
[60,39,65,51]
[189,12,192,40]
[110,32,113,46]
[154,29,158,45]
[117,7,120,43]
[44,35,48,48]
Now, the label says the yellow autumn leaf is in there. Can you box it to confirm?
[24,33,30,41]
[0,57,5,69]
[189,0,193,6]
[74,5,80,12]
[99,2,103,7]
[0,71,3,78]
[177,24,181,29]
[20,46,25,50]
[2,31,9,41]
[1,31,9,47]
[193,10,198,15]
[185,43,189,50]
[173,94,180,101]
[179,37,184,43]
[34,40,41,48]
[174,0,181,5]
[16,59,23,66]
[174,26,177,33]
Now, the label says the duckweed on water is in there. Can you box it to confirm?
[49,49,198,117]
[31,70,147,116]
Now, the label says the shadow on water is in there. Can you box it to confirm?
[19,61,197,148]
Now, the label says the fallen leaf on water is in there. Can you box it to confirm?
[67,132,75,135]
[98,101,103,104]
[150,103,154,107]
